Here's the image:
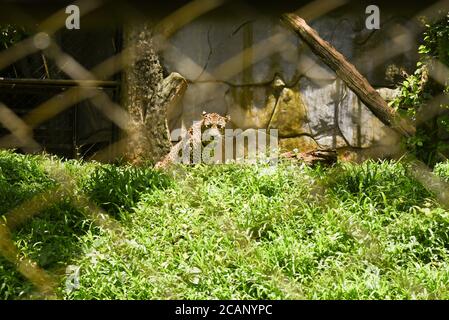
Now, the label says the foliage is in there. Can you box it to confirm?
[390,13,449,165]
[434,160,449,182]
[0,25,28,49]
[0,150,55,214]
[0,151,91,299]
[1,152,449,299]
[82,164,172,217]
[326,160,431,211]
[419,13,449,66]
[0,25,29,78]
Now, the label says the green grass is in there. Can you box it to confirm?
[1,151,449,299]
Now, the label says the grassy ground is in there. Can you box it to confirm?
[1,150,449,299]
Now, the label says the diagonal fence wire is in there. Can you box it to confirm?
[0,0,448,298]
[90,0,351,160]
[0,0,234,298]
[0,102,41,152]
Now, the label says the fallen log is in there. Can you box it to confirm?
[281,149,337,166]
[281,13,415,138]
[281,14,449,209]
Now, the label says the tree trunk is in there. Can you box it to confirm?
[281,13,415,138]
[121,22,187,164]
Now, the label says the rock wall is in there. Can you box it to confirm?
[160,2,424,160]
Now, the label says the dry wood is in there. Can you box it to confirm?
[122,22,188,164]
[281,13,415,138]
[281,149,337,166]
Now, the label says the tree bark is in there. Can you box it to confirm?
[121,22,187,164]
[281,13,415,138]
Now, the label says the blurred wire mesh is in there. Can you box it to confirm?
[0,0,447,298]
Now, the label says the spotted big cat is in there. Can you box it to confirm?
[155,112,230,169]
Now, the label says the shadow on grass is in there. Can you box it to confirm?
[0,152,95,299]
[1,200,95,299]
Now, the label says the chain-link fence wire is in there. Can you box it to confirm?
[0,0,448,298]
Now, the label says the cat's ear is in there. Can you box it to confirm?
[226,115,231,121]
[202,111,207,116]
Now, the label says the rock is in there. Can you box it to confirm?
[299,78,342,137]
[226,86,277,130]
[159,8,422,163]
[376,87,400,102]
[314,133,348,149]
[279,136,318,153]
[268,82,311,137]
